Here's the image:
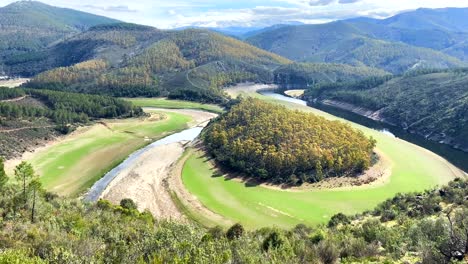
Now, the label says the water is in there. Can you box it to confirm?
[261,91,308,106]
[261,91,468,172]
[84,127,204,202]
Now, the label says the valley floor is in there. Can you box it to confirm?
[5,110,192,196]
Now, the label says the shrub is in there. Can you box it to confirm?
[328,213,351,228]
[226,223,244,240]
[120,198,138,211]
[315,240,339,264]
[262,231,284,251]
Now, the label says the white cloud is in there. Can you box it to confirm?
[0,0,467,28]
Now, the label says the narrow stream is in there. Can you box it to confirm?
[261,90,468,172]
[84,127,203,202]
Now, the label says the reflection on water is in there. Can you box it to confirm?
[84,127,203,202]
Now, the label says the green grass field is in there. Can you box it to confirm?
[181,91,465,229]
[126,98,224,114]
[30,111,191,197]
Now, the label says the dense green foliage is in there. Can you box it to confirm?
[0,88,143,159]
[203,98,376,183]
[0,88,142,124]
[304,68,468,152]
[0,87,26,100]
[0,1,119,74]
[273,62,389,89]
[22,26,290,102]
[0,160,466,263]
[246,20,467,73]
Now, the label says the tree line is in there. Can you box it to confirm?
[203,98,376,184]
[0,88,143,125]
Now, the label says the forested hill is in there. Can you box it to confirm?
[22,24,291,102]
[0,1,119,66]
[273,63,389,89]
[303,69,468,152]
[246,21,466,74]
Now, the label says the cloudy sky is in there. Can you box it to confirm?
[2,0,468,29]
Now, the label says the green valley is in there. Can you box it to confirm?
[180,88,465,228]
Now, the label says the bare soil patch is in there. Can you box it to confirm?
[0,78,30,88]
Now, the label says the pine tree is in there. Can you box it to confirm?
[14,161,35,206]
[0,157,8,190]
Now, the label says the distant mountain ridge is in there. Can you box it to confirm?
[0,1,120,73]
[22,23,292,102]
[246,21,466,74]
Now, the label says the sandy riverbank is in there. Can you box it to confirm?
[99,109,217,220]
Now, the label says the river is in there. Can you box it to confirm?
[83,127,204,202]
[261,90,468,172]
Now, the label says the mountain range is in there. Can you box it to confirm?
[0,0,119,71]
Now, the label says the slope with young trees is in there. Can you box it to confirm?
[23,26,291,102]
[273,62,389,89]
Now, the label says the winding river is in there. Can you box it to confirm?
[84,88,466,204]
[84,127,204,202]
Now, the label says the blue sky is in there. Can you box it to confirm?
[2,0,468,28]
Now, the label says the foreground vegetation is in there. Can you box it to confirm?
[203,98,376,183]
[0,156,466,263]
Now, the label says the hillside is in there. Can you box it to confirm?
[273,62,389,89]
[304,69,468,152]
[23,25,291,102]
[246,21,466,74]
[0,1,119,71]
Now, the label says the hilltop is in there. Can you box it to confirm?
[0,1,119,69]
